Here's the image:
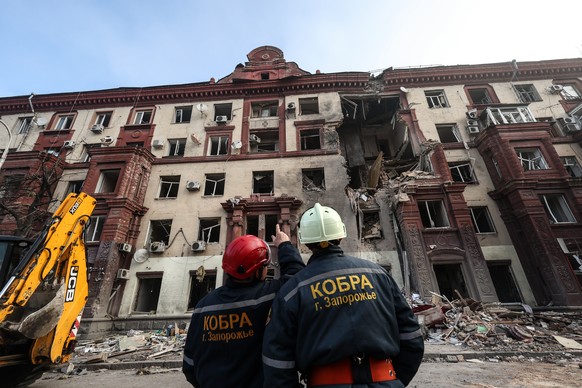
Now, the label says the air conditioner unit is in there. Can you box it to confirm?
[467,126,480,134]
[91,124,104,133]
[186,180,201,191]
[149,241,166,253]
[118,243,132,253]
[101,136,114,145]
[63,140,75,149]
[466,110,478,119]
[216,115,228,123]
[466,120,479,127]
[116,268,130,280]
[287,102,296,111]
[563,116,579,124]
[549,85,564,93]
[152,139,164,149]
[191,240,206,252]
[249,134,261,143]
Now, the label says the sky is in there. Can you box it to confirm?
[1,0,581,98]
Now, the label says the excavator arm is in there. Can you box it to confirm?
[0,192,96,386]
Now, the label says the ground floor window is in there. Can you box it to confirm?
[487,262,522,303]
[433,263,468,301]
[188,268,216,309]
[134,274,162,313]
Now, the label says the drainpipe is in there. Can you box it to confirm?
[0,119,13,171]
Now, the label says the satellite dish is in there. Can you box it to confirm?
[196,103,208,112]
[133,248,149,263]
[399,87,409,93]
[231,140,242,150]
[34,117,47,126]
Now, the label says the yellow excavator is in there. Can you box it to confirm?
[0,192,96,387]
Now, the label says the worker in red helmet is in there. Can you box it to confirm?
[263,203,424,387]
[183,225,304,388]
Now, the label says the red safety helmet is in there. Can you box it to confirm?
[222,235,271,280]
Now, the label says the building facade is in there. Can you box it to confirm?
[1,46,581,334]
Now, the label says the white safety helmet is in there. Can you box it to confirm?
[298,203,347,244]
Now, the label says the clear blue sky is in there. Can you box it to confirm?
[1,0,581,98]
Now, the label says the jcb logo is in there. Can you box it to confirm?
[65,266,79,302]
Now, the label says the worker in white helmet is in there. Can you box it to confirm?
[262,203,424,387]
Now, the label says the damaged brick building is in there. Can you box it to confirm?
[0,46,581,334]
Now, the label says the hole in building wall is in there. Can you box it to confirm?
[433,263,469,301]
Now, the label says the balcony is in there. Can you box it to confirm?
[482,105,536,127]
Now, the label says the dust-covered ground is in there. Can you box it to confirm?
[30,358,582,388]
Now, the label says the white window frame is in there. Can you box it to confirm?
[514,84,541,103]
[418,200,450,228]
[561,156,582,177]
[86,215,105,242]
[158,176,180,199]
[133,109,152,125]
[175,106,192,123]
[561,85,581,100]
[516,148,549,171]
[17,117,33,134]
[436,124,462,143]
[55,114,74,130]
[469,207,496,234]
[449,162,476,183]
[168,138,186,156]
[540,194,576,223]
[485,106,536,125]
[95,112,112,127]
[425,90,449,109]
[208,136,229,156]
[204,173,226,196]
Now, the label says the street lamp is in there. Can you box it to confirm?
[0,119,13,171]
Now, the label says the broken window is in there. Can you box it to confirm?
[516,148,549,171]
[449,162,476,183]
[198,218,221,243]
[149,219,172,245]
[418,200,450,228]
[436,124,461,143]
[249,130,279,153]
[253,171,274,194]
[425,90,449,108]
[485,106,535,125]
[514,84,541,103]
[67,180,84,195]
[302,168,325,191]
[214,103,233,121]
[54,114,75,130]
[246,214,278,240]
[81,144,100,163]
[188,269,216,309]
[487,262,522,303]
[540,194,576,223]
[466,88,492,104]
[133,109,153,125]
[175,106,193,123]
[168,138,186,156]
[561,84,582,100]
[17,117,33,134]
[558,238,582,286]
[300,128,321,150]
[95,111,112,127]
[299,97,319,115]
[158,175,180,199]
[362,211,383,240]
[204,173,225,196]
[434,263,469,301]
[134,274,162,313]
[560,156,582,177]
[469,207,496,233]
[96,169,121,193]
[208,136,229,156]
[86,215,105,242]
[251,101,278,118]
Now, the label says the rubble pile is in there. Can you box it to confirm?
[72,327,187,365]
[412,294,582,354]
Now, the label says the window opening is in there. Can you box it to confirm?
[199,218,221,243]
[449,162,476,183]
[204,173,225,196]
[188,269,216,309]
[434,264,469,301]
[299,97,319,115]
[418,200,450,228]
[253,171,274,194]
[425,90,449,108]
[168,138,186,156]
[134,275,162,313]
[469,207,496,233]
[562,85,581,100]
[302,168,325,191]
[300,128,321,150]
[436,124,461,143]
[516,148,549,170]
[514,84,541,102]
[95,112,112,127]
[209,136,229,156]
[67,180,84,195]
[17,117,33,134]
[149,219,172,245]
[362,211,383,240]
[159,176,180,198]
[467,88,492,104]
[487,262,522,303]
[251,101,278,118]
[86,215,105,242]
[540,194,576,223]
[133,110,152,124]
[561,156,582,177]
[485,106,535,125]
[214,103,233,120]
[175,106,193,123]
[96,169,121,193]
[55,114,74,130]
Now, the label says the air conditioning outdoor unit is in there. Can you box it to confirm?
[563,116,579,124]
[149,241,166,253]
[152,139,164,149]
[91,124,104,133]
[186,180,201,191]
[466,110,478,119]
[216,115,228,123]
[466,120,479,127]
[101,136,114,145]
[63,140,75,149]
[249,134,261,143]
[467,126,480,134]
[116,268,130,280]
[549,85,564,93]
[118,243,132,253]
[191,240,206,252]
[287,102,296,111]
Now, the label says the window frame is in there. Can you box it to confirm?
[449,161,477,183]
[251,101,279,118]
[95,169,121,193]
[436,124,462,143]
[540,194,576,224]
[425,90,449,109]
[203,173,226,196]
[133,109,153,125]
[515,148,549,171]
[17,117,33,134]
[95,111,112,127]
[299,97,319,115]
[54,114,75,130]
[418,200,450,228]
[252,170,274,194]
[514,84,542,103]
[174,106,193,123]
[86,215,105,242]
[198,218,221,243]
[148,219,173,245]
[168,138,186,157]
[469,206,496,234]
[561,156,582,177]
[208,135,230,156]
[158,175,180,199]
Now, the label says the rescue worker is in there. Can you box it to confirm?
[183,225,305,388]
[262,203,424,387]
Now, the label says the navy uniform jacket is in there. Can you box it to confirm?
[262,245,424,387]
[183,242,304,388]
